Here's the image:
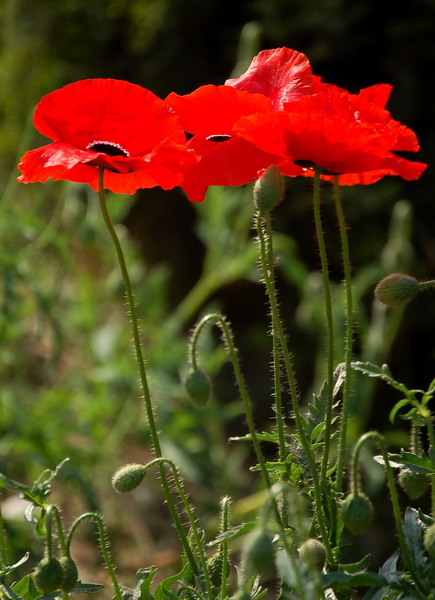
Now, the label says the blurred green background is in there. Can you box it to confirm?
[1,0,434,592]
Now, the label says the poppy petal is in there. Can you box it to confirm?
[226,47,313,109]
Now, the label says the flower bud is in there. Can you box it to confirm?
[253,165,284,214]
[243,529,275,574]
[398,468,430,500]
[424,523,435,559]
[112,463,147,493]
[60,556,79,592]
[299,538,326,571]
[375,273,419,307]
[339,493,374,535]
[184,367,211,407]
[34,557,64,593]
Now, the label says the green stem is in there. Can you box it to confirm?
[351,432,426,593]
[312,169,335,483]
[189,313,307,597]
[417,279,435,291]
[333,177,354,493]
[0,503,7,567]
[144,458,213,598]
[219,497,230,600]
[255,213,334,565]
[263,214,287,465]
[50,505,67,555]
[97,168,199,578]
[66,513,122,600]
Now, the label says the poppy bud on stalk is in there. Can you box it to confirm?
[253,165,284,214]
[112,463,147,493]
[184,367,211,407]
[375,273,419,307]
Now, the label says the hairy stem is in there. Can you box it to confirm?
[97,167,199,577]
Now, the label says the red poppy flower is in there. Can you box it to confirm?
[226,47,314,109]
[234,82,427,183]
[166,85,283,202]
[18,79,196,194]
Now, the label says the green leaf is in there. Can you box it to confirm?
[340,554,371,574]
[403,507,426,574]
[320,571,386,589]
[351,362,410,395]
[384,452,435,474]
[0,473,29,494]
[133,568,157,600]
[229,431,279,444]
[11,575,39,600]
[0,553,30,580]
[389,398,411,424]
[207,522,256,547]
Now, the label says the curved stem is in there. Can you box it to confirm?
[189,313,307,597]
[312,169,335,483]
[66,512,122,600]
[97,168,199,578]
[333,177,354,493]
[351,432,426,593]
[50,505,67,555]
[255,213,334,564]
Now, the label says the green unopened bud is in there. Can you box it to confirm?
[112,463,147,493]
[375,273,419,307]
[424,523,435,559]
[299,538,326,571]
[243,529,275,574]
[340,493,374,535]
[60,556,79,592]
[253,165,284,213]
[184,367,211,407]
[34,557,64,593]
[398,468,430,500]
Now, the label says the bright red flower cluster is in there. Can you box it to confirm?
[18,48,427,199]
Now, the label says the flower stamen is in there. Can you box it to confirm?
[87,140,130,157]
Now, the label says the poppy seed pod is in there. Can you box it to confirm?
[340,493,374,535]
[34,557,64,593]
[184,367,211,407]
[375,273,419,307]
[112,463,147,493]
[299,538,327,571]
[253,165,284,213]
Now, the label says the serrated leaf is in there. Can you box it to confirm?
[133,568,157,600]
[320,572,386,589]
[155,566,188,600]
[340,554,371,574]
[384,452,435,474]
[351,362,410,395]
[229,432,279,444]
[207,522,256,547]
[403,507,426,573]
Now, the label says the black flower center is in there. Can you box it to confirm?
[206,134,232,142]
[87,140,130,157]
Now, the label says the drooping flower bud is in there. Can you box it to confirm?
[112,463,147,493]
[339,493,374,535]
[398,468,430,500]
[60,556,79,592]
[375,273,419,307]
[253,165,284,214]
[184,367,211,407]
[34,557,64,593]
[299,538,327,571]
[243,529,275,574]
